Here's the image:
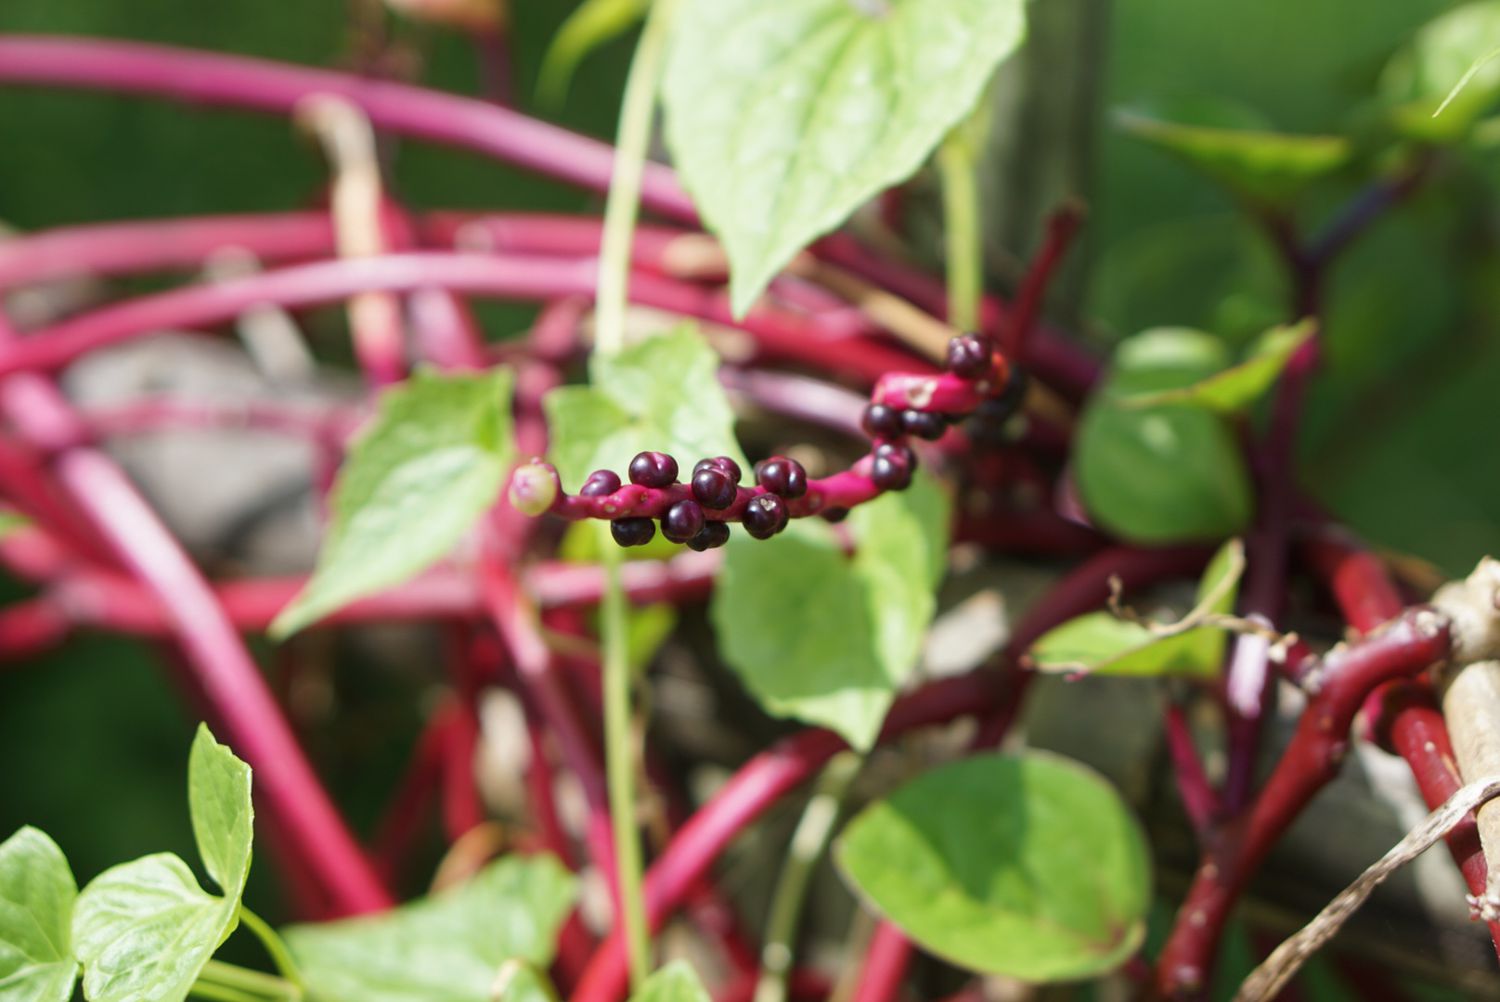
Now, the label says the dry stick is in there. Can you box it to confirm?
[1236,774,1500,1002]
[1440,660,1500,917]
[298,95,407,385]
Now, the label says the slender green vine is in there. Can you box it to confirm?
[594,0,683,989]
[937,126,983,331]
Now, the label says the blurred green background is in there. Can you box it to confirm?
[0,0,1495,991]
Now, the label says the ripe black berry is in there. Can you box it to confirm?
[742,494,789,540]
[755,456,807,499]
[611,518,656,547]
[693,456,742,483]
[871,444,915,491]
[968,367,1030,443]
[580,469,622,497]
[861,403,904,439]
[628,451,678,488]
[687,521,731,551]
[946,333,992,380]
[901,409,947,441]
[822,507,850,523]
[691,467,738,509]
[661,499,706,544]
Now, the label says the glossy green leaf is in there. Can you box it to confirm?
[1117,112,1350,205]
[537,0,649,107]
[662,0,1026,316]
[543,326,746,494]
[1383,1,1500,139]
[1119,320,1315,414]
[1030,539,1244,678]
[1075,329,1253,543]
[628,961,712,1002]
[711,473,950,750]
[73,727,253,1002]
[836,752,1151,982]
[273,368,515,637]
[283,855,574,1002]
[0,827,78,1002]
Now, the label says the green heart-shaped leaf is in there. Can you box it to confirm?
[662,0,1027,316]
[274,367,515,637]
[0,827,79,1002]
[711,472,950,750]
[73,727,253,1002]
[283,854,575,1002]
[836,752,1151,982]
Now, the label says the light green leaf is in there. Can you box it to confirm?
[1075,329,1253,543]
[0,827,78,1002]
[1030,539,1244,678]
[836,752,1151,982]
[1383,1,1500,140]
[273,368,515,637]
[711,473,950,750]
[283,855,575,1002]
[1119,320,1315,414]
[543,326,746,493]
[1117,111,1350,206]
[628,961,713,1002]
[72,727,253,1002]
[662,0,1027,316]
[492,961,561,1002]
[537,0,650,107]
[187,726,253,899]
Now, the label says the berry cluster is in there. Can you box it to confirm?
[603,451,808,550]
[520,330,1027,549]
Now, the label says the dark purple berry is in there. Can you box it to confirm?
[870,445,915,491]
[822,506,850,523]
[968,367,1030,442]
[742,494,789,540]
[692,467,738,509]
[946,333,993,380]
[687,521,731,551]
[661,499,706,544]
[693,456,742,483]
[611,518,656,547]
[628,451,678,488]
[861,403,904,439]
[754,456,808,499]
[580,469,622,497]
[901,409,948,441]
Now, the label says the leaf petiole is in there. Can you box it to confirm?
[237,906,306,993]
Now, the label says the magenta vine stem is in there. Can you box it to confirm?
[1155,606,1454,998]
[0,314,391,915]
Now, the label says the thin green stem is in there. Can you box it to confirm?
[593,0,679,989]
[594,0,680,356]
[938,128,983,331]
[753,753,861,1002]
[236,907,305,993]
[195,960,297,1002]
[189,982,266,1002]
[601,528,651,989]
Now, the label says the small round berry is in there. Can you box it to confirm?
[755,456,808,499]
[822,506,850,523]
[687,521,731,551]
[691,467,738,509]
[901,409,948,441]
[611,518,656,548]
[508,461,559,517]
[742,494,789,540]
[861,403,904,439]
[968,367,1030,443]
[871,445,916,491]
[694,456,742,483]
[580,469,622,497]
[661,499,707,544]
[628,451,678,488]
[946,333,993,380]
